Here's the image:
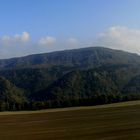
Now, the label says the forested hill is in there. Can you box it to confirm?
[0,77,26,110]
[0,47,140,68]
[0,47,139,110]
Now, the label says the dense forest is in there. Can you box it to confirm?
[0,47,140,110]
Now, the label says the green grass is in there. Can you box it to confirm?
[0,100,140,139]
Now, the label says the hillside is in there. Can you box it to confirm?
[0,77,26,110]
[30,65,140,108]
[0,47,139,110]
[0,47,140,69]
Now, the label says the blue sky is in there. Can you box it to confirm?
[0,0,140,58]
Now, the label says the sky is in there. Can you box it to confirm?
[1,0,140,58]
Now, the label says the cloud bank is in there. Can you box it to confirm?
[96,26,140,53]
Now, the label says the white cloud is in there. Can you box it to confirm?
[14,32,29,42]
[39,36,56,46]
[96,26,140,53]
[0,32,29,45]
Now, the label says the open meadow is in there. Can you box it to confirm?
[0,101,140,140]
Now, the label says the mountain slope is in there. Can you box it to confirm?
[123,75,140,94]
[30,69,120,101]
[0,47,140,68]
[0,47,139,109]
[31,65,140,101]
[0,77,27,110]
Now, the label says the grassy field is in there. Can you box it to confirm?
[0,101,140,139]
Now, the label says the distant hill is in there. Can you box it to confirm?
[0,47,140,68]
[0,47,139,110]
